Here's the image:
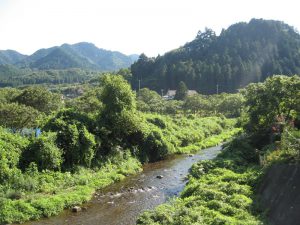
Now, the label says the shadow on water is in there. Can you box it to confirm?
[23,145,222,225]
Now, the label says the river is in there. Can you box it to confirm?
[23,145,221,225]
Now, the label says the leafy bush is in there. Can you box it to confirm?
[0,127,28,183]
[141,130,170,162]
[20,132,62,171]
[44,110,96,169]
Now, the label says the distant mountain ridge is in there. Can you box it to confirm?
[131,19,300,94]
[0,42,137,71]
[0,50,27,65]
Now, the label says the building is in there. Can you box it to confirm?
[163,90,198,100]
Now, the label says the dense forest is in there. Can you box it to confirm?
[131,19,300,94]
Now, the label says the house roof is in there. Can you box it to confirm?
[165,90,198,97]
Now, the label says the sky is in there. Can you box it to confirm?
[0,0,300,57]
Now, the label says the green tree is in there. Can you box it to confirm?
[0,127,28,182]
[163,100,183,115]
[0,88,22,104]
[69,87,103,116]
[183,94,209,114]
[0,103,41,130]
[137,88,164,113]
[44,109,96,169]
[242,75,300,134]
[20,132,62,171]
[100,74,136,115]
[14,86,62,114]
[175,81,188,100]
[98,75,141,152]
[117,68,133,83]
[217,93,244,117]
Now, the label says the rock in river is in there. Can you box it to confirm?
[72,206,82,212]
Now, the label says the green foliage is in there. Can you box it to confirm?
[0,127,28,183]
[219,137,259,164]
[14,86,62,114]
[20,132,62,171]
[0,87,22,104]
[0,103,41,130]
[0,152,141,224]
[164,100,183,115]
[69,87,103,115]
[137,88,164,113]
[242,75,300,134]
[0,73,244,224]
[44,109,96,169]
[100,74,136,114]
[140,130,170,162]
[264,128,300,164]
[183,94,209,114]
[174,81,188,100]
[217,93,244,118]
[143,114,238,155]
[0,67,101,87]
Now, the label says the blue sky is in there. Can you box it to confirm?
[0,0,299,56]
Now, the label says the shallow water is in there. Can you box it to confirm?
[23,145,221,225]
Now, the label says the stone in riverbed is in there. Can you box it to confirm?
[72,206,82,212]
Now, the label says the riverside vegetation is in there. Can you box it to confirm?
[0,75,239,224]
[0,74,298,224]
[137,75,300,225]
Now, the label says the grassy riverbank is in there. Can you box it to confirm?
[144,114,240,154]
[0,115,239,224]
[0,152,141,224]
[137,137,265,225]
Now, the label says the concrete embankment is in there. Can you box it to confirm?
[258,164,300,225]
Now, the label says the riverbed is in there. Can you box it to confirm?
[23,145,222,225]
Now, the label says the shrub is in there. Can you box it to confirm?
[20,132,62,171]
[141,130,170,162]
[0,127,28,183]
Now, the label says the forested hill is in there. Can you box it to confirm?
[0,50,27,65]
[0,42,136,71]
[131,19,300,94]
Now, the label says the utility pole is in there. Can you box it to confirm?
[138,79,141,92]
[216,84,219,95]
[161,89,164,97]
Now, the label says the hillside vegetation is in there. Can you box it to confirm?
[137,75,300,225]
[131,19,300,94]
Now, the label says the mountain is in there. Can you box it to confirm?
[129,54,139,62]
[1,42,136,71]
[131,19,300,94]
[69,42,134,71]
[0,50,27,65]
[30,46,97,70]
